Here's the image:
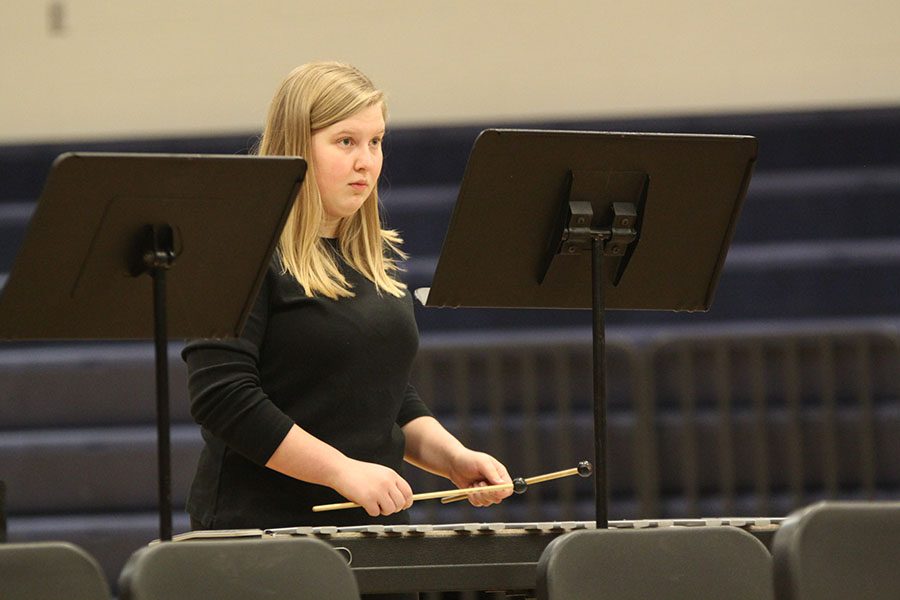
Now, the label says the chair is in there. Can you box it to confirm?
[536,527,773,600]
[772,501,900,600]
[0,541,111,600]
[118,537,359,600]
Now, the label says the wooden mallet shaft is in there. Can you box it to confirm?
[311,461,592,512]
[312,480,518,513]
[440,461,593,504]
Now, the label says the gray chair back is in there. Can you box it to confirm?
[537,527,773,600]
[118,537,359,600]
[772,501,900,600]
[0,541,111,600]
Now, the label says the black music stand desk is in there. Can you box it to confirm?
[417,129,757,527]
[0,152,307,540]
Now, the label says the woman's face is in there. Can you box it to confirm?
[310,102,385,237]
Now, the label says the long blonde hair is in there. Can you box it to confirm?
[257,61,406,299]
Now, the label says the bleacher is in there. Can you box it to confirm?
[1,106,899,591]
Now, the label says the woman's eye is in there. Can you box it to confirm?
[371,137,382,147]
[338,138,353,147]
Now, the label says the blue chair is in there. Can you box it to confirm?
[773,501,900,600]
[537,527,773,600]
[118,537,359,600]
[0,541,111,600]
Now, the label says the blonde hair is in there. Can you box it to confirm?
[257,61,406,299]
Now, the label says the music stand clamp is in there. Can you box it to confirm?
[0,153,307,541]
[421,129,757,528]
[541,199,639,279]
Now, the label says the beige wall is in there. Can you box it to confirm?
[2,0,899,143]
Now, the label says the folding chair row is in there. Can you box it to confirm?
[0,537,360,600]
[2,501,896,600]
[536,501,900,600]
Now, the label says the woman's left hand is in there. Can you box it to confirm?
[446,450,513,507]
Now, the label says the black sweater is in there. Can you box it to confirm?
[182,245,432,528]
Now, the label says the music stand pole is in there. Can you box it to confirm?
[144,225,176,541]
[0,480,6,543]
[152,271,172,540]
[591,237,609,529]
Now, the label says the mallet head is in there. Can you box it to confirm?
[512,477,528,494]
[577,461,593,477]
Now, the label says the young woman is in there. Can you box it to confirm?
[183,62,512,533]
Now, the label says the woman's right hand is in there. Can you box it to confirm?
[330,459,414,517]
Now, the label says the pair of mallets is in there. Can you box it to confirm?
[313,461,593,513]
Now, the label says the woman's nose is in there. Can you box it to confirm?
[355,148,377,171]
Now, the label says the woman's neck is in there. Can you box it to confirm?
[319,216,340,238]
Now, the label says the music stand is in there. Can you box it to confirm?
[0,152,307,540]
[417,129,757,527]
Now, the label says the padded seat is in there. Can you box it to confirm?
[772,501,900,600]
[118,537,359,600]
[537,527,773,600]
[0,541,111,600]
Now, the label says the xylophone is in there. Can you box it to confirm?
[176,518,783,596]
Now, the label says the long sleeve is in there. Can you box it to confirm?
[182,274,294,466]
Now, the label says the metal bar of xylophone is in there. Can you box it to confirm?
[174,518,783,595]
